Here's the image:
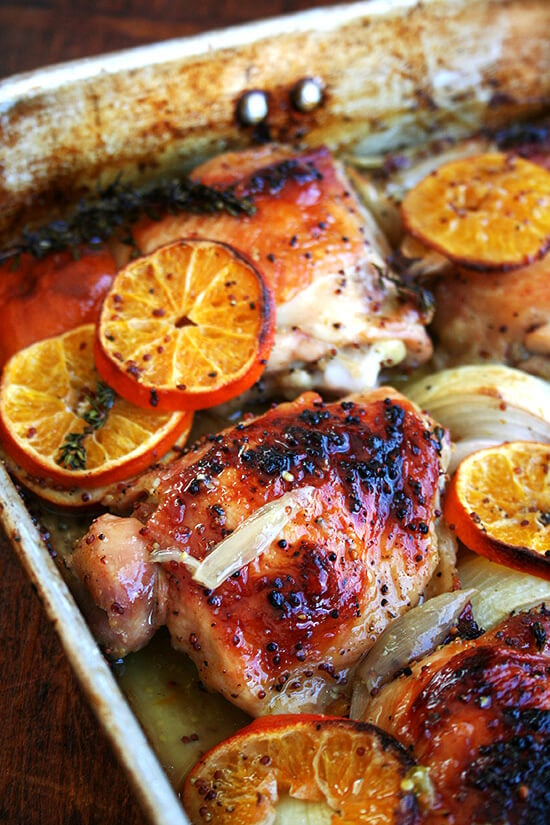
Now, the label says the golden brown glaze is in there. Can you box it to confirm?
[136,145,368,304]
[73,388,447,716]
[364,608,550,825]
[134,146,433,394]
[0,247,116,368]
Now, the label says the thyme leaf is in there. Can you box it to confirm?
[82,381,116,431]
[56,381,117,471]
[57,432,87,471]
[1,174,256,262]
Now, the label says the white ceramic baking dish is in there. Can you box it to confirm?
[1,1,549,822]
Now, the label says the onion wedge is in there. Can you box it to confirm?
[458,552,550,629]
[151,486,315,590]
[407,365,550,472]
[350,589,475,720]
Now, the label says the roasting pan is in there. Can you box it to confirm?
[1,1,550,823]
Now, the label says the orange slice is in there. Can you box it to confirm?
[402,153,550,271]
[0,432,190,509]
[444,441,550,580]
[94,238,275,411]
[0,324,193,489]
[182,714,418,824]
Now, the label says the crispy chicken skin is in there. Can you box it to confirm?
[71,388,447,716]
[134,145,432,395]
[362,607,550,825]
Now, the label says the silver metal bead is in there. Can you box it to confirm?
[236,90,269,125]
[291,77,323,112]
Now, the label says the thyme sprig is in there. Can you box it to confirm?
[81,381,116,430]
[57,432,88,471]
[1,174,256,262]
[56,381,117,471]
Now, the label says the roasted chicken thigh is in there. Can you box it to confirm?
[133,145,433,396]
[431,257,550,379]
[71,388,448,716]
[362,607,550,825]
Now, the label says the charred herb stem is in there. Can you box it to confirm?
[81,381,116,430]
[1,175,256,262]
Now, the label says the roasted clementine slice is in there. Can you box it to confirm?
[182,714,418,824]
[0,430,191,509]
[95,238,275,411]
[0,324,193,489]
[444,441,550,580]
[402,153,550,271]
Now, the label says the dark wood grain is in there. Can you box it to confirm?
[0,3,336,823]
[0,536,141,825]
[0,1,336,79]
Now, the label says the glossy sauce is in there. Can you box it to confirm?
[135,145,367,304]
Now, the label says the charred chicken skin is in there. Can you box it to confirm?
[71,388,447,716]
[363,607,550,825]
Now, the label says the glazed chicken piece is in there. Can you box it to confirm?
[71,388,448,716]
[133,145,432,396]
[431,256,550,380]
[388,133,550,380]
[361,607,550,825]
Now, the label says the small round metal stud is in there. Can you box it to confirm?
[236,90,269,126]
[291,77,324,113]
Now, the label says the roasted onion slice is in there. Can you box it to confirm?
[407,364,550,472]
[350,589,475,720]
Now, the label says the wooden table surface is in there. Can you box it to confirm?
[0,2,336,823]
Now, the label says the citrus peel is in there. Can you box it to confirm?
[444,441,550,580]
[182,714,418,824]
[402,153,550,271]
[0,324,193,489]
